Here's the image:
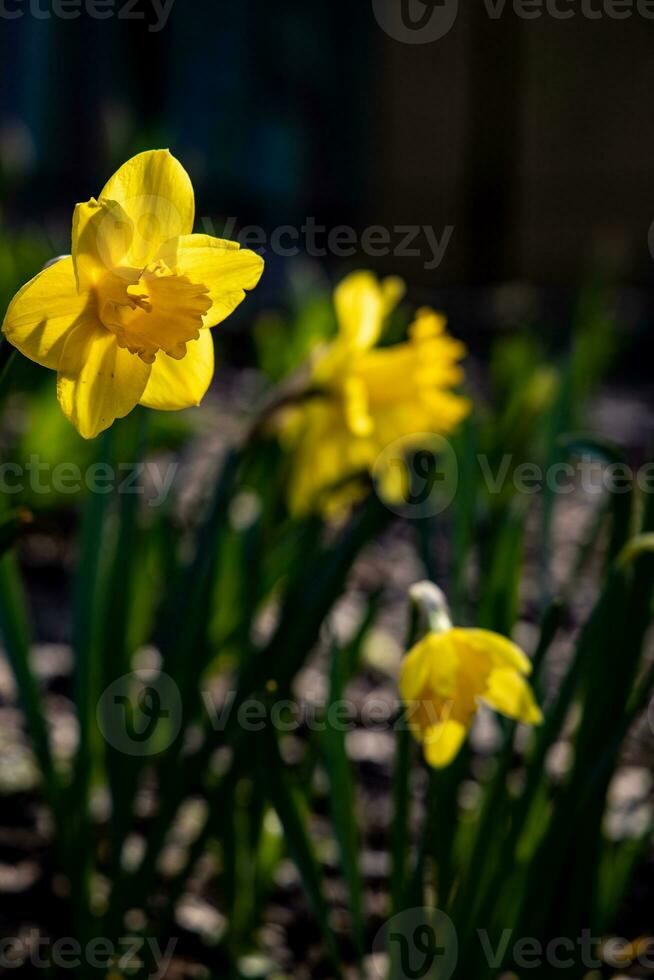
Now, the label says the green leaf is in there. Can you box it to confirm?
[0,509,32,555]
[0,336,17,404]
[0,553,60,814]
[266,736,343,978]
[318,642,365,965]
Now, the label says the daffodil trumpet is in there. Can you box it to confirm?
[2,150,264,439]
[400,582,543,768]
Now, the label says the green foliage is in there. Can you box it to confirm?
[253,269,335,382]
[0,266,652,979]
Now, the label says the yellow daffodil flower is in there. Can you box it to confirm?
[278,271,469,516]
[2,150,264,438]
[400,584,543,768]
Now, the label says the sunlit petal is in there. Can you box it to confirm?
[155,234,264,328]
[423,719,467,768]
[99,149,195,267]
[2,257,92,370]
[482,668,544,726]
[453,628,532,675]
[140,328,214,411]
[72,198,135,291]
[57,319,150,439]
[334,271,387,351]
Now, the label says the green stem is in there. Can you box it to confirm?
[0,338,17,398]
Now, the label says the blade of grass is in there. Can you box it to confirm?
[452,599,565,966]
[0,337,17,402]
[318,641,365,968]
[102,411,151,877]
[0,553,61,817]
[514,540,654,948]
[0,509,33,554]
[68,427,115,941]
[389,719,413,919]
[559,435,632,568]
[478,503,525,634]
[390,601,421,918]
[103,447,243,934]
[266,734,344,979]
[114,493,389,946]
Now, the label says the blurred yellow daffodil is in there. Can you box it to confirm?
[400,584,543,768]
[279,271,469,516]
[2,150,264,438]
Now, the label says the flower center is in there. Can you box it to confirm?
[97,260,211,364]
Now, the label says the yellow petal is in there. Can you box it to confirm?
[98,150,195,268]
[427,633,459,698]
[380,275,406,315]
[423,718,467,768]
[399,638,432,704]
[410,307,448,341]
[376,453,410,506]
[139,328,214,411]
[56,319,150,439]
[72,197,135,291]
[342,375,374,436]
[334,271,386,351]
[482,668,543,726]
[155,235,264,327]
[450,628,532,675]
[400,633,459,702]
[2,257,92,370]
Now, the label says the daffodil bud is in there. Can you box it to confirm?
[408,580,453,638]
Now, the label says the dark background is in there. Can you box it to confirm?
[2,0,654,291]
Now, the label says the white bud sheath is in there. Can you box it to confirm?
[409,580,453,637]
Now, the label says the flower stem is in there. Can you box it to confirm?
[0,337,16,388]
